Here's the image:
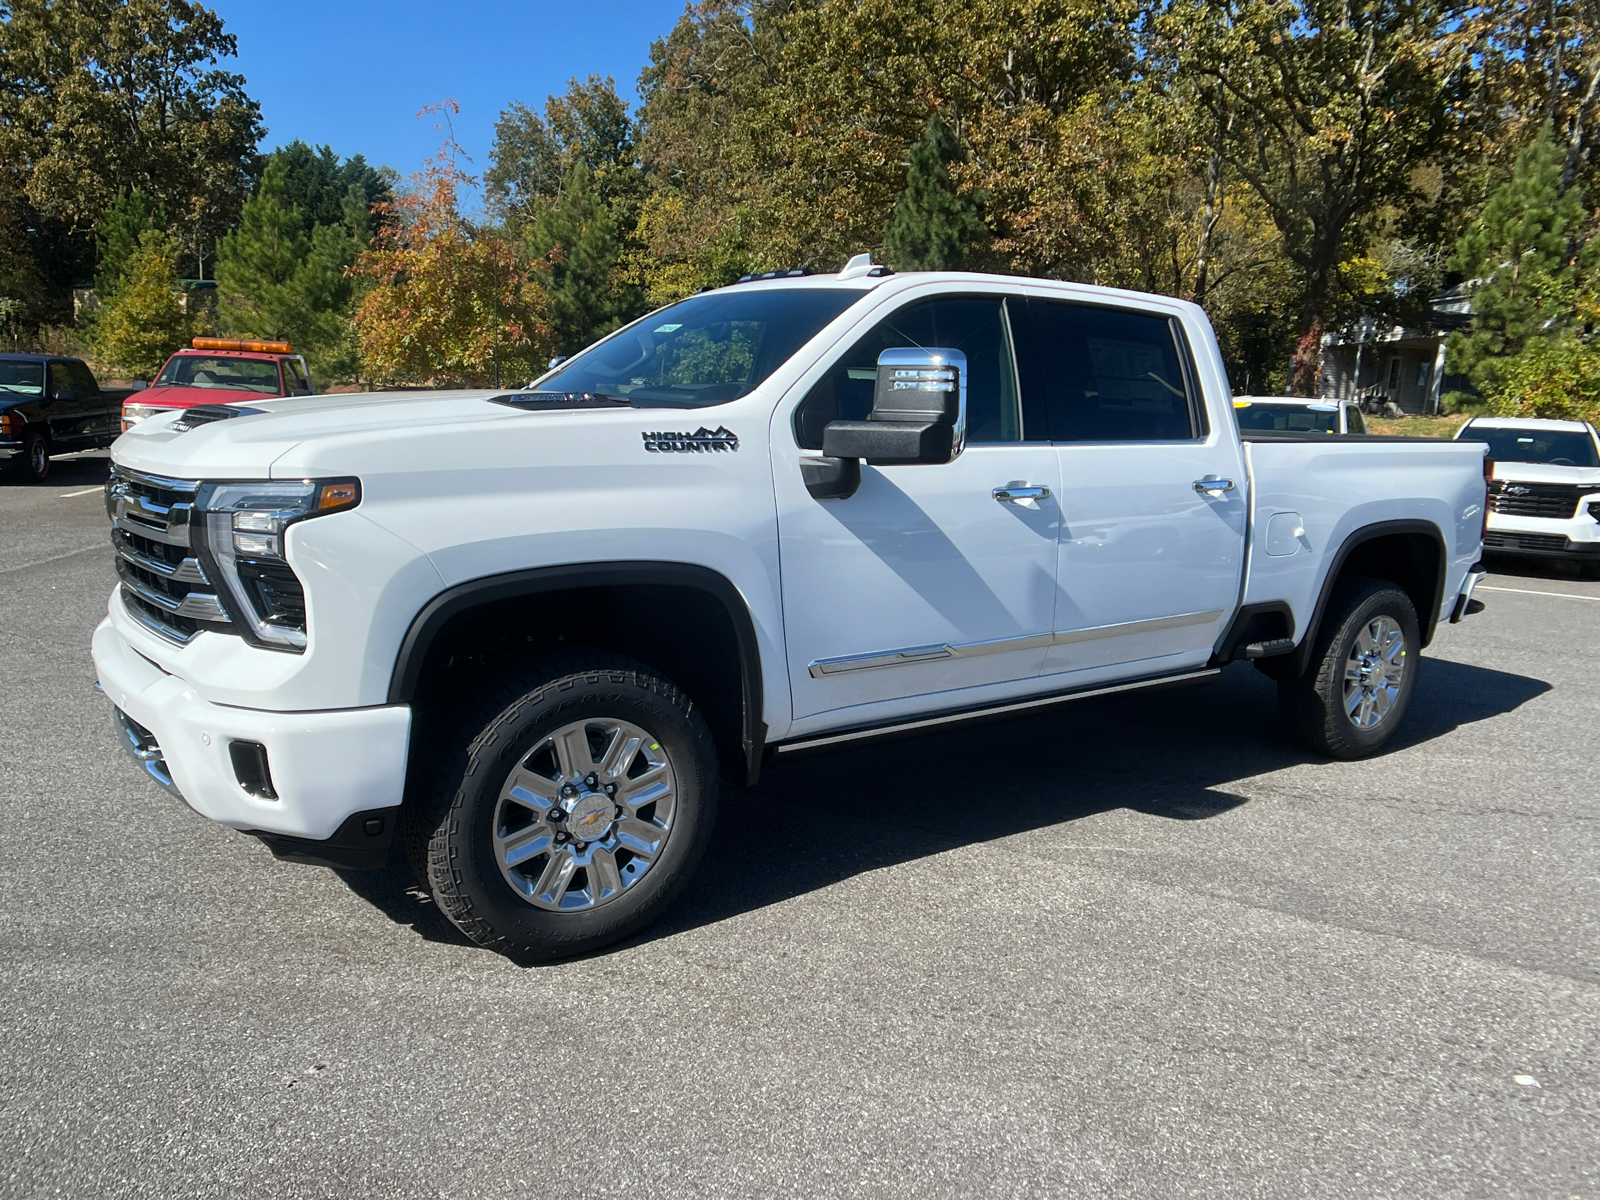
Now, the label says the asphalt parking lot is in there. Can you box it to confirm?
[2,451,1596,1199]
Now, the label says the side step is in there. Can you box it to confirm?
[773,667,1221,758]
[1243,638,1296,659]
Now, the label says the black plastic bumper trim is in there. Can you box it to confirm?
[246,807,398,871]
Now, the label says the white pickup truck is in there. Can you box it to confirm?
[93,259,1491,959]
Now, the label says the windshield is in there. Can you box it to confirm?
[156,355,283,394]
[0,362,44,395]
[532,288,861,408]
[1234,402,1338,434]
[1474,426,1600,467]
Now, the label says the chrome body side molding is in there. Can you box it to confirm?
[808,609,1225,678]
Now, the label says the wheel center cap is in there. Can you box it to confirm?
[565,792,614,842]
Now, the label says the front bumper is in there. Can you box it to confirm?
[93,617,411,842]
[1484,509,1600,560]
[0,439,20,460]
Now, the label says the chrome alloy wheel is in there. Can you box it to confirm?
[492,718,677,912]
[29,438,47,478]
[1342,615,1407,729]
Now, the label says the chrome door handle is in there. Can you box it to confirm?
[993,484,1052,505]
[1193,477,1236,496]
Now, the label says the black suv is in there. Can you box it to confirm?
[0,354,127,483]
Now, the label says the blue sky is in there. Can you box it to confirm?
[212,0,687,193]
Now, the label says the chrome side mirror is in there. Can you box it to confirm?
[821,347,968,466]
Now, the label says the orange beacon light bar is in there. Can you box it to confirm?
[192,337,293,353]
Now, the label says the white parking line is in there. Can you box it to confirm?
[1479,584,1600,602]
[57,486,104,498]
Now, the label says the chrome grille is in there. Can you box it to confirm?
[1487,481,1586,519]
[108,466,231,644]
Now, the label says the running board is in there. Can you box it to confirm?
[772,668,1222,757]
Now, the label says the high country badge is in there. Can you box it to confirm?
[642,427,740,453]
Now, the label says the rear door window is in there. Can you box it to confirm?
[1016,300,1202,442]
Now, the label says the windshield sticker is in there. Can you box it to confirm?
[653,323,684,333]
[643,427,739,453]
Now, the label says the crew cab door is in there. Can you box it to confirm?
[1013,296,1247,675]
[44,361,93,450]
[775,293,1061,725]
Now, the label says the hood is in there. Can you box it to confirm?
[133,383,276,408]
[109,389,612,479]
[1491,461,1600,488]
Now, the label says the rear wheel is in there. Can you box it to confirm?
[412,652,718,960]
[1279,578,1421,759]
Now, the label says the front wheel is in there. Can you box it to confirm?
[1279,578,1421,759]
[414,653,719,960]
[13,430,50,483]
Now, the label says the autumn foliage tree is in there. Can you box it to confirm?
[354,114,552,387]
[89,228,199,377]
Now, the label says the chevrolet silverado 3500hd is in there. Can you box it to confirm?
[93,258,1490,959]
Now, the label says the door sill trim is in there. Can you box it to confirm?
[774,667,1222,756]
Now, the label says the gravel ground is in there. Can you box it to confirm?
[2,452,1595,1199]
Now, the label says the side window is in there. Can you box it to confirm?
[47,362,75,398]
[1021,301,1198,442]
[794,296,1023,450]
[1347,406,1368,435]
[69,361,99,398]
[286,358,311,394]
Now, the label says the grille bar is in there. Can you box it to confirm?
[108,466,232,643]
[1487,481,1588,519]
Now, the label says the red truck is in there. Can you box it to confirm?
[121,338,315,430]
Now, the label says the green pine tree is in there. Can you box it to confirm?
[215,160,311,342]
[1448,127,1584,401]
[527,159,622,354]
[883,117,987,272]
[94,190,167,297]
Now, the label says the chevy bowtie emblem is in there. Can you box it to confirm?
[642,427,739,453]
[577,810,606,828]
[1503,485,1531,495]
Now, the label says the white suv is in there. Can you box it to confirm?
[1456,416,1600,576]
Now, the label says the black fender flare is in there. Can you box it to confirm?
[387,561,768,783]
[1288,518,1449,676]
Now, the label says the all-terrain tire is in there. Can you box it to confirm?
[406,651,719,960]
[1279,577,1421,760]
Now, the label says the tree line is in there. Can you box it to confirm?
[4,0,1600,417]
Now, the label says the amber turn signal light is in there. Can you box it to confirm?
[192,336,293,353]
[317,481,360,511]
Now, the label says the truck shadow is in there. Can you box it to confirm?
[338,656,1550,956]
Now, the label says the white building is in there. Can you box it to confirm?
[1318,286,1472,414]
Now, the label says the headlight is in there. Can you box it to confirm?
[1589,499,1600,524]
[122,403,173,431]
[196,479,361,651]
